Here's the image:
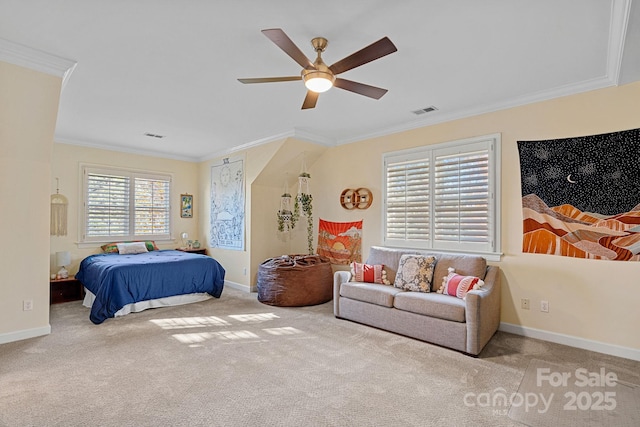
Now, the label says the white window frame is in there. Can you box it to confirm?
[79,164,173,244]
[382,133,501,260]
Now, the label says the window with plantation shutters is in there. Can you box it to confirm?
[81,166,172,242]
[383,134,501,256]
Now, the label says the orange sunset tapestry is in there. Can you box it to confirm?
[317,219,363,264]
[518,128,640,261]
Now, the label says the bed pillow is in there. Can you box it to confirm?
[437,267,484,299]
[101,241,158,253]
[393,255,436,293]
[116,242,149,255]
[350,262,390,285]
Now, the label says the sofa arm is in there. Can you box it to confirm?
[333,271,351,317]
[464,266,501,355]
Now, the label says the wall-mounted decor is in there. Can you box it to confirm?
[50,178,68,236]
[340,188,373,210]
[210,156,245,250]
[518,128,640,261]
[180,194,193,218]
[317,219,362,264]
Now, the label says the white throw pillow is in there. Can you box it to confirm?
[116,242,149,255]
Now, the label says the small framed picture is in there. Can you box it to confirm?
[180,194,193,218]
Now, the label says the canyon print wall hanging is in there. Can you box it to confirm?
[518,128,640,261]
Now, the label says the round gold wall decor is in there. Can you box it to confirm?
[340,188,372,210]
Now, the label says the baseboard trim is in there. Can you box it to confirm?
[0,325,51,345]
[224,280,255,293]
[499,322,640,362]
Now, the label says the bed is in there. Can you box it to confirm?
[76,249,225,324]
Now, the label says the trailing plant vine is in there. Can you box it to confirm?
[294,192,314,254]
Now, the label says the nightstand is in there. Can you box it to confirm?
[176,247,207,255]
[50,276,84,304]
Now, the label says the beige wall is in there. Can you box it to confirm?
[49,143,201,275]
[3,56,638,357]
[311,81,640,353]
[0,62,62,339]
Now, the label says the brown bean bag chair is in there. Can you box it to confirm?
[257,254,333,306]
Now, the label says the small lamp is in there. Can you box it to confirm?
[55,251,71,279]
[181,232,189,248]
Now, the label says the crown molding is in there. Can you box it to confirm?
[607,0,632,85]
[54,137,200,163]
[337,74,618,146]
[0,38,77,88]
[199,128,336,162]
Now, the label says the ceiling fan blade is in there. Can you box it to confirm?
[301,91,319,109]
[238,76,301,84]
[329,37,397,75]
[334,78,388,99]
[262,28,315,70]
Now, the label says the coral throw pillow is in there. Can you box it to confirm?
[393,255,436,293]
[438,267,484,299]
[350,262,390,285]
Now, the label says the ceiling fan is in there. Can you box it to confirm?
[238,28,397,110]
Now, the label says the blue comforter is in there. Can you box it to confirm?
[76,250,225,324]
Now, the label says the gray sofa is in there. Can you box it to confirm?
[333,246,501,355]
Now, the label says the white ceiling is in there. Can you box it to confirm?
[1,0,639,162]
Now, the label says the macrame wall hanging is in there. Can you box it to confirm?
[50,178,68,236]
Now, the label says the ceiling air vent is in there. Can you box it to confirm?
[144,132,165,139]
[411,106,438,115]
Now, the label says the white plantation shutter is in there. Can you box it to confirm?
[82,166,171,242]
[384,154,430,247]
[383,135,499,255]
[86,173,130,237]
[134,177,170,236]
[433,143,491,251]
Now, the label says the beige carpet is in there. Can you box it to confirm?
[509,359,640,426]
[1,287,638,427]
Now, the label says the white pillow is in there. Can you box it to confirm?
[116,242,149,255]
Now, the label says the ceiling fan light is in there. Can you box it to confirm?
[303,71,335,93]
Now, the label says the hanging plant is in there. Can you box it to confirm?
[277,192,296,233]
[294,192,314,254]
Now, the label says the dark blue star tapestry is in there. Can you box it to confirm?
[517,128,640,261]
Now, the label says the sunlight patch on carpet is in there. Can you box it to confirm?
[172,330,261,344]
[150,316,230,329]
[263,327,303,336]
[228,313,280,323]
[508,359,640,427]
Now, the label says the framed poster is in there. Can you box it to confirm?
[180,194,193,218]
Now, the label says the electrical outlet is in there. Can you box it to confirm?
[243,267,247,276]
[541,300,549,313]
[23,300,33,311]
[521,298,530,310]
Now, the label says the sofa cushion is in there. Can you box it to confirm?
[393,255,436,293]
[350,262,390,285]
[432,253,487,283]
[366,246,421,284]
[394,292,466,323]
[340,282,404,308]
